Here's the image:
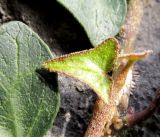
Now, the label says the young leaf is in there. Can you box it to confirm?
[57,0,127,46]
[43,38,119,103]
[0,21,60,137]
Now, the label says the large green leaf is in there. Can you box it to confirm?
[43,38,118,103]
[0,21,60,137]
[57,0,127,46]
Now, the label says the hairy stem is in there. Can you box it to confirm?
[84,60,133,137]
[85,0,144,137]
[118,0,143,53]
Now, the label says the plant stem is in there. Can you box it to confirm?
[85,0,144,137]
[118,0,143,53]
[84,61,133,137]
[125,90,160,127]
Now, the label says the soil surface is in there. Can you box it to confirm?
[0,0,160,137]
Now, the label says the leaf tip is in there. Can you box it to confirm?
[101,37,120,53]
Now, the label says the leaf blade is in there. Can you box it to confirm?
[43,38,119,103]
[57,0,127,46]
[0,21,60,137]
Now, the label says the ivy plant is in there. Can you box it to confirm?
[0,1,134,137]
[0,0,156,137]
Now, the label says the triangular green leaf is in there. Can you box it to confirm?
[0,21,60,137]
[57,0,127,46]
[43,38,119,103]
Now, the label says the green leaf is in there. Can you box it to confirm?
[0,21,60,137]
[57,0,127,46]
[43,38,118,103]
